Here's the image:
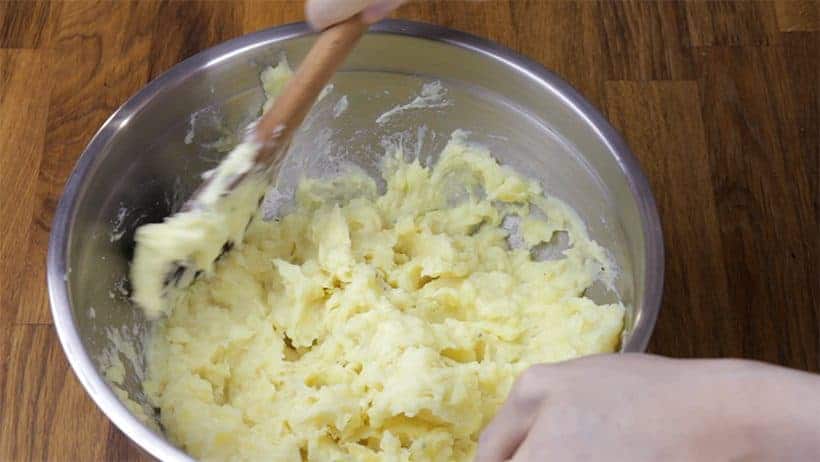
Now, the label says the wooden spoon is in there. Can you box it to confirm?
[253,16,368,166]
[131,16,368,318]
[209,15,369,196]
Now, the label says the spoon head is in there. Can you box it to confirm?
[130,138,286,319]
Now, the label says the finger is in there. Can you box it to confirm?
[306,0,375,30]
[361,0,408,23]
[476,367,552,462]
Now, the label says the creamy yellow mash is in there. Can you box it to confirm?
[142,128,625,461]
[131,57,296,320]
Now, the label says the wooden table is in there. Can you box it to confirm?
[1,1,817,460]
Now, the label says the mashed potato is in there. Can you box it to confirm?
[142,126,625,460]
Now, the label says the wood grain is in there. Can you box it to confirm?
[0,326,116,461]
[605,81,736,358]
[148,1,246,79]
[775,0,820,31]
[0,49,50,326]
[695,44,819,369]
[0,1,817,460]
[684,0,781,46]
[0,0,56,49]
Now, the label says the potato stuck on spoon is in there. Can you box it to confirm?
[130,17,368,319]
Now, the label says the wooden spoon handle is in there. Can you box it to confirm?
[254,16,367,162]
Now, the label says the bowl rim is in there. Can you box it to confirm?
[47,19,664,461]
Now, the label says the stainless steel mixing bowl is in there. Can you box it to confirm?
[48,20,663,461]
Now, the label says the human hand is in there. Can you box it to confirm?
[306,0,408,30]
[476,354,820,461]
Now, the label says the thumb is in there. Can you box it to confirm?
[476,366,553,462]
[475,396,541,462]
